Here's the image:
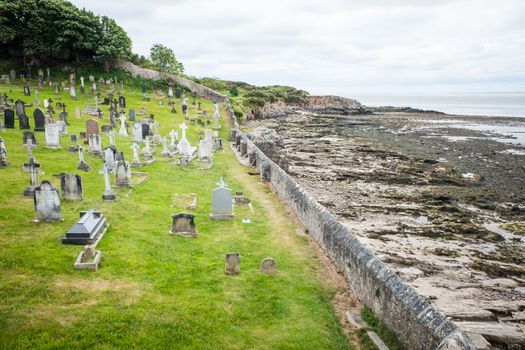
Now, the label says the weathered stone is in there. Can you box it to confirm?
[34,180,61,222]
[225,253,240,275]
[60,173,83,201]
[170,212,196,237]
[260,257,277,274]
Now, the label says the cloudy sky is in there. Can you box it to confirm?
[70,0,525,96]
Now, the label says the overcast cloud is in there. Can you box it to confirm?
[71,0,525,96]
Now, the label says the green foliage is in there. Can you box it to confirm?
[0,0,131,63]
[358,307,405,350]
[230,85,239,97]
[150,43,184,75]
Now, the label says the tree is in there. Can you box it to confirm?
[95,16,132,71]
[150,43,184,75]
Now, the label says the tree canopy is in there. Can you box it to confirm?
[150,43,185,75]
[0,0,132,64]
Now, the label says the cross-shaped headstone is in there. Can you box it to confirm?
[180,123,188,139]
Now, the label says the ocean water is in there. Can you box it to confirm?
[353,93,525,118]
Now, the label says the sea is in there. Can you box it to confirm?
[353,93,525,118]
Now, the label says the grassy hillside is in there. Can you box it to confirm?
[0,78,351,349]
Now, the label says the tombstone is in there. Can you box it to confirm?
[44,123,60,149]
[70,134,78,142]
[141,83,147,94]
[63,210,108,245]
[179,156,189,170]
[75,106,81,119]
[199,139,211,161]
[9,69,16,81]
[114,159,131,187]
[169,129,178,151]
[103,146,117,172]
[129,109,136,122]
[260,258,278,274]
[142,138,155,164]
[141,123,150,140]
[118,114,128,137]
[88,134,102,155]
[86,119,99,137]
[60,173,83,201]
[161,137,170,158]
[118,95,126,108]
[170,213,196,237]
[33,108,45,131]
[34,90,40,106]
[182,97,188,114]
[15,99,25,117]
[33,180,61,222]
[19,114,30,129]
[210,184,234,220]
[0,137,8,166]
[4,109,14,129]
[77,146,91,171]
[168,86,173,98]
[69,85,77,99]
[225,253,240,275]
[22,131,38,146]
[132,122,142,143]
[101,165,117,201]
[214,137,223,151]
[130,143,142,168]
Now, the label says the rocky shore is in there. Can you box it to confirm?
[244,100,525,349]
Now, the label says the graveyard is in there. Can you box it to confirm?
[0,76,353,348]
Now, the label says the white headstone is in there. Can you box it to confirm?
[119,114,128,137]
[44,123,60,148]
[132,122,142,143]
[88,134,102,154]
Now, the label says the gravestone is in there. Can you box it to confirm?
[77,146,91,171]
[214,137,223,151]
[118,114,128,137]
[0,137,8,166]
[103,146,117,172]
[199,139,211,161]
[44,123,60,149]
[34,180,61,222]
[63,210,108,245]
[132,122,142,143]
[60,173,83,201]
[19,114,30,129]
[4,109,14,128]
[210,183,233,220]
[114,159,131,187]
[129,109,136,121]
[260,258,278,274]
[141,123,150,140]
[86,119,99,136]
[101,165,117,200]
[170,213,196,237]
[9,69,16,81]
[33,108,45,131]
[23,158,39,196]
[15,100,25,117]
[70,134,78,142]
[23,131,37,146]
[88,134,102,155]
[225,253,240,275]
[24,84,30,96]
[118,95,126,108]
[141,83,147,94]
[130,143,142,168]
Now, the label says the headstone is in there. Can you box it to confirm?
[19,114,30,129]
[199,139,211,161]
[182,97,188,114]
[141,123,150,140]
[88,134,102,155]
[103,146,117,172]
[118,114,128,136]
[33,108,45,131]
[214,137,223,151]
[34,90,40,106]
[169,129,178,151]
[114,159,131,187]
[179,156,189,170]
[70,85,77,99]
[141,83,147,94]
[34,180,61,222]
[86,119,99,137]
[118,95,126,108]
[77,146,91,171]
[60,173,83,201]
[9,69,16,81]
[260,258,278,274]
[23,158,39,196]
[63,210,108,245]
[132,122,142,143]
[70,134,77,142]
[15,99,25,117]
[4,109,14,129]
[0,137,8,166]
[130,143,142,168]
[161,137,170,157]
[210,184,234,220]
[225,253,240,275]
[129,109,136,121]
[44,123,60,149]
[142,137,155,163]
[101,164,117,200]
[170,213,196,237]
[23,131,37,146]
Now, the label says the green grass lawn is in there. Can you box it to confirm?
[0,80,350,349]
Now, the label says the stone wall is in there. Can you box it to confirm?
[222,101,476,350]
[108,60,226,102]
[112,61,476,349]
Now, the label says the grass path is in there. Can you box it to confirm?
[0,80,353,349]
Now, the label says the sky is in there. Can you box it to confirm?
[70,0,525,96]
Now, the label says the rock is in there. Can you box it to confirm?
[366,331,389,350]
[444,308,496,322]
[481,278,519,289]
[464,332,491,350]
[346,311,366,329]
[456,321,525,346]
